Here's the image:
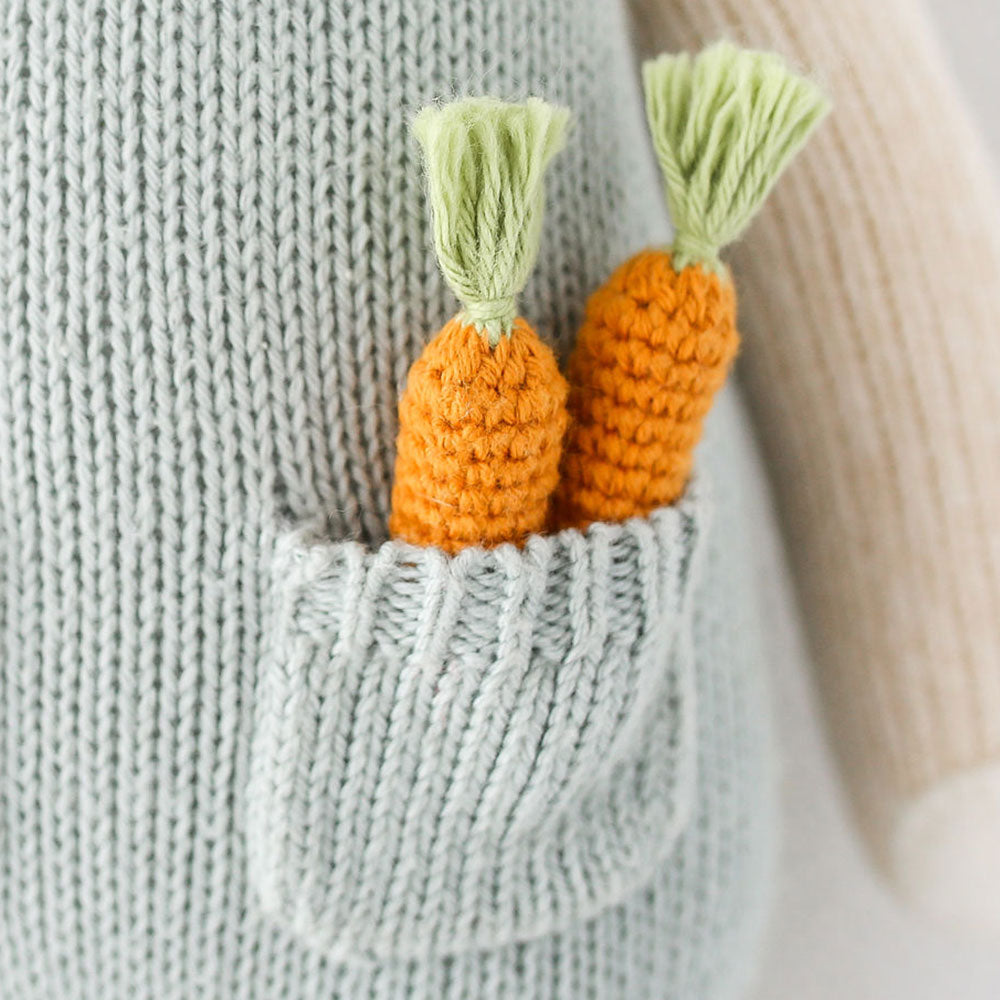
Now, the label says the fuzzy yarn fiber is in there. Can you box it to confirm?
[389,318,568,552]
[554,250,738,529]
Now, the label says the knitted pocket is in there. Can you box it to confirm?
[246,480,708,961]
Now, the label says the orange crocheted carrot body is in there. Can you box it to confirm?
[390,317,567,552]
[552,43,827,531]
[554,250,736,528]
[389,97,569,553]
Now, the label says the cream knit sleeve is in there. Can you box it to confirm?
[628,0,1000,931]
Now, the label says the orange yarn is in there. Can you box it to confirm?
[551,249,738,531]
[389,316,569,553]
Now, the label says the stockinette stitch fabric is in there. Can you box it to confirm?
[0,1,778,998]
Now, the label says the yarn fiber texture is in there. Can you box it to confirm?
[411,97,569,342]
[554,249,738,529]
[250,492,702,959]
[0,1,778,998]
[643,42,830,273]
[551,44,825,533]
[388,317,568,552]
[388,98,569,552]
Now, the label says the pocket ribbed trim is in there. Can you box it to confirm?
[247,480,709,961]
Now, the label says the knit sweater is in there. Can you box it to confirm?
[0,1,780,997]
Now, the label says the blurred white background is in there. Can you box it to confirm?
[751,2,1000,998]
[933,0,1000,163]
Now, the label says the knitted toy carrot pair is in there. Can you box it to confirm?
[389,99,570,554]
[390,44,827,553]
[552,43,829,529]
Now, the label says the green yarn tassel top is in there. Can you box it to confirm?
[643,41,830,273]
[412,97,569,345]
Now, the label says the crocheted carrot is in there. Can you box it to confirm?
[389,98,570,553]
[552,43,829,530]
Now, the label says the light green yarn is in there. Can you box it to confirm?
[643,41,830,273]
[413,97,569,345]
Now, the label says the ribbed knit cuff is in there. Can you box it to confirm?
[246,484,707,961]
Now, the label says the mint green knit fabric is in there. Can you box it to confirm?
[0,1,776,998]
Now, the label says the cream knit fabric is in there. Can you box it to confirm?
[631,0,1000,926]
